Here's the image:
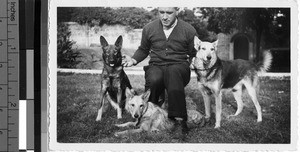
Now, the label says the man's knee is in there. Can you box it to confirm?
[148,74,163,87]
[145,66,164,88]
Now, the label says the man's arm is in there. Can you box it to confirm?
[131,28,151,64]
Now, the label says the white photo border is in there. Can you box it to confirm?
[48,0,299,151]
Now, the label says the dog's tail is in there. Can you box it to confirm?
[256,50,273,73]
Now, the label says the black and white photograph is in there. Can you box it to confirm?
[48,0,298,151]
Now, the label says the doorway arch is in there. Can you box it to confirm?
[229,33,254,61]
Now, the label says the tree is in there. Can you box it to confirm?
[71,7,115,26]
[57,7,75,23]
[70,7,155,29]
[178,8,210,40]
[57,23,81,68]
[200,8,290,60]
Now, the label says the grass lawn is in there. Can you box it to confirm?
[57,72,290,143]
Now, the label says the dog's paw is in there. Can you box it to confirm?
[115,124,123,127]
[114,132,121,137]
[117,115,122,119]
[95,117,102,122]
[214,124,220,129]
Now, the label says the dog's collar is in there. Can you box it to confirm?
[194,58,221,72]
[142,102,149,116]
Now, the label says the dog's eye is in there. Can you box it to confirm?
[211,48,215,51]
[140,105,144,108]
[130,104,135,107]
[201,47,206,51]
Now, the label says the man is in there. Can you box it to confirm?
[123,7,197,134]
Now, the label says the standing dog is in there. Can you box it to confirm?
[191,36,272,128]
[96,35,133,121]
[114,88,204,136]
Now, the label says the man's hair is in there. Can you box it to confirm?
[157,7,179,11]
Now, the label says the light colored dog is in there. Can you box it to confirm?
[191,36,272,128]
[114,88,204,136]
[114,88,173,136]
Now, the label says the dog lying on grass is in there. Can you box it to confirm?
[190,36,272,128]
[96,36,133,121]
[114,88,204,136]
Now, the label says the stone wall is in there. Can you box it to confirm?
[67,22,238,60]
[67,22,142,49]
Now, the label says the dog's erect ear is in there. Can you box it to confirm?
[125,87,134,98]
[142,90,151,102]
[100,36,108,48]
[213,40,218,48]
[194,36,201,50]
[115,35,123,48]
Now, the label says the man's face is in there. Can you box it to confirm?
[158,7,177,28]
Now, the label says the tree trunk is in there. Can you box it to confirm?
[255,29,262,63]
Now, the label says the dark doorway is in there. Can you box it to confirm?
[234,36,249,60]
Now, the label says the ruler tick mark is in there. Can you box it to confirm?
[2,0,20,150]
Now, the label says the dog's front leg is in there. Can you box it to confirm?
[115,121,138,128]
[114,128,143,137]
[116,88,122,119]
[214,91,222,128]
[96,83,108,121]
[199,84,212,121]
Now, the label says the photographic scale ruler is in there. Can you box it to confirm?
[0,0,19,151]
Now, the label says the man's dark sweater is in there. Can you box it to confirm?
[132,19,197,65]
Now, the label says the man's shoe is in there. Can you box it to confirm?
[179,120,189,135]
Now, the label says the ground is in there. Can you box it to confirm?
[57,72,290,143]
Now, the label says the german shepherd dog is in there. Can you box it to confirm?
[96,36,133,121]
[114,88,204,136]
[190,36,272,128]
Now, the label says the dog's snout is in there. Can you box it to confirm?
[207,56,212,61]
[109,57,115,62]
[134,114,139,118]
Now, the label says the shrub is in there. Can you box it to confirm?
[57,23,81,68]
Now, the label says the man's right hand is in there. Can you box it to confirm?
[122,54,137,67]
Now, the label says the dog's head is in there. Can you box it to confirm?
[100,35,123,67]
[125,88,150,119]
[191,36,218,69]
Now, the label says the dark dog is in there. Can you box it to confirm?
[96,35,133,121]
[191,36,272,128]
